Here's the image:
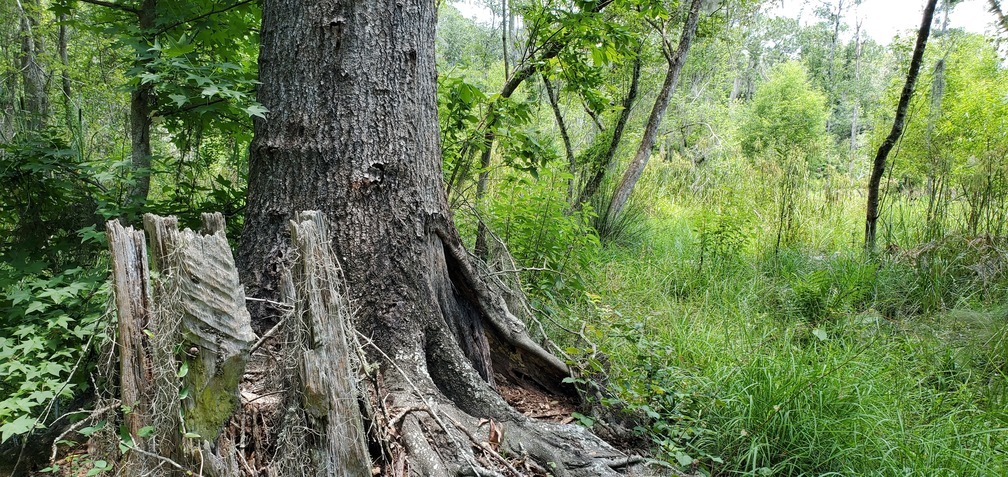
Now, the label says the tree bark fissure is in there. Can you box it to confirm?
[105,220,155,475]
[107,214,255,477]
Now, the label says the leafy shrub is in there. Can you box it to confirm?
[0,258,108,444]
[0,130,109,266]
[487,168,601,301]
[759,252,876,326]
[741,61,828,166]
[573,318,716,470]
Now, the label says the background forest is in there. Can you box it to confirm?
[2,0,1007,475]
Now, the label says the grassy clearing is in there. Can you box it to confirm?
[561,162,1008,476]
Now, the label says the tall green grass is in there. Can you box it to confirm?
[566,161,1008,476]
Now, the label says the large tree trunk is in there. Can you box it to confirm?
[865,0,937,251]
[238,0,632,474]
[607,0,703,219]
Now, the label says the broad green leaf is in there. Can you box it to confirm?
[138,72,160,84]
[7,287,31,306]
[1,415,38,443]
[245,104,269,118]
[25,301,49,315]
[169,94,188,107]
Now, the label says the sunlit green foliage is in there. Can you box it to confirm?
[741,61,828,163]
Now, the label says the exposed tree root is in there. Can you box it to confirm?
[359,306,637,477]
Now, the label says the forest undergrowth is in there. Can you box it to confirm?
[540,162,1008,476]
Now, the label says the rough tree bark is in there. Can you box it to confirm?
[58,13,77,129]
[281,212,371,476]
[607,0,703,219]
[865,0,937,252]
[105,220,156,475]
[106,213,256,476]
[238,0,633,474]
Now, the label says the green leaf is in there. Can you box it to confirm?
[138,72,160,84]
[570,412,594,428]
[7,287,31,306]
[177,361,189,378]
[86,460,109,476]
[811,328,828,341]
[162,42,196,58]
[137,426,155,438]
[25,301,50,315]
[79,420,106,437]
[1,414,38,443]
[169,94,188,107]
[183,431,201,439]
[244,104,269,118]
[201,85,220,97]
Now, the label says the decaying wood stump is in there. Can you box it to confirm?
[105,220,156,475]
[270,211,371,476]
[106,214,256,475]
[106,212,372,476]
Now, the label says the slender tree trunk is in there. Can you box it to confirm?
[128,0,157,209]
[543,76,577,202]
[501,0,509,78]
[865,0,937,251]
[825,0,844,135]
[446,1,610,200]
[849,18,862,161]
[577,56,642,206]
[238,0,632,473]
[473,138,494,260]
[58,13,77,130]
[607,0,703,219]
[17,0,49,131]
